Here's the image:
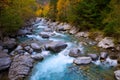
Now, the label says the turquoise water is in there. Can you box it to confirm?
[25,20,116,80]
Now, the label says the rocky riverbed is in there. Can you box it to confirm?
[0,18,120,80]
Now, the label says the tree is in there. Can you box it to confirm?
[0,0,37,34]
[103,0,120,39]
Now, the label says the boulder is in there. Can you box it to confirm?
[16,45,23,50]
[18,29,32,36]
[98,37,114,49]
[3,38,17,49]
[69,48,81,57]
[0,46,3,51]
[45,41,67,52]
[24,46,31,51]
[44,28,52,32]
[0,52,11,71]
[40,32,50,38]
[3,49,9,53]
[16,50,26,54]
[31,43,41,50]
[75,32,89,38]
[9,54,34,80]
[57,23,72,31]
[69,27,79,34]
[100,52,108,61]
[87,54,98,61]
[40,32,55,38]
[63,24,72,30]
[116,45,120,51]
[35,17,41,23]
[24,46,33,53]
[41,51,51,57]
[31,53,44,61]
[114,70,120,80]
[73,57,92,65]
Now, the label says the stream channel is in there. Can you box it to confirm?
[21,19,117,80]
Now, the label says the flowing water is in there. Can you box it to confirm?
[24,19,116,80]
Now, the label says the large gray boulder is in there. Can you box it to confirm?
[31,43,41,50]
[0,52,11,71]
[31,53,43,61]
[87,54,98,61]
[73,57,92,65]
[114,70,120,80]
[75,32,89,38]
[98,37,114,49]
[69,48,81,57]
[9,54,34,80]
[45,41,67,52]
[18,29,32,36]
[3,37,17,49]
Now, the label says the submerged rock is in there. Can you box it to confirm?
[45,41,67,53]
[98,37,114,49]
[9,54,34,80]
[0,52,11,71]
[114,70,120,80]
[73,57,92,65]
[69,48,81,57]
[40,32,50,38]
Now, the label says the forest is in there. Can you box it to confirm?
[0,0,120,41]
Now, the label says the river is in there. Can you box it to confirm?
[23,19,116,80]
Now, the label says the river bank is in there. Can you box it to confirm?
[0,17,120,80]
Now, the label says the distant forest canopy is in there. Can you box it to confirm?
[38,0,120,40]
[0,0,120,41]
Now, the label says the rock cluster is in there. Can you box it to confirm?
[8,54,34,80]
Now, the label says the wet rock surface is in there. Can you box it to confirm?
[9,54,34,80]
[87,54,98,61]
[98,37,114,49]
[0,18,118,80]
[45,41,67,53]
[100,52,108,61]
[114,70,120,80]
[69,48,81,57]
[73,57,92,65]
[0,52,11,71]
[31,53,44,61]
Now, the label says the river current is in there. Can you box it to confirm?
[23,19,116,80]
